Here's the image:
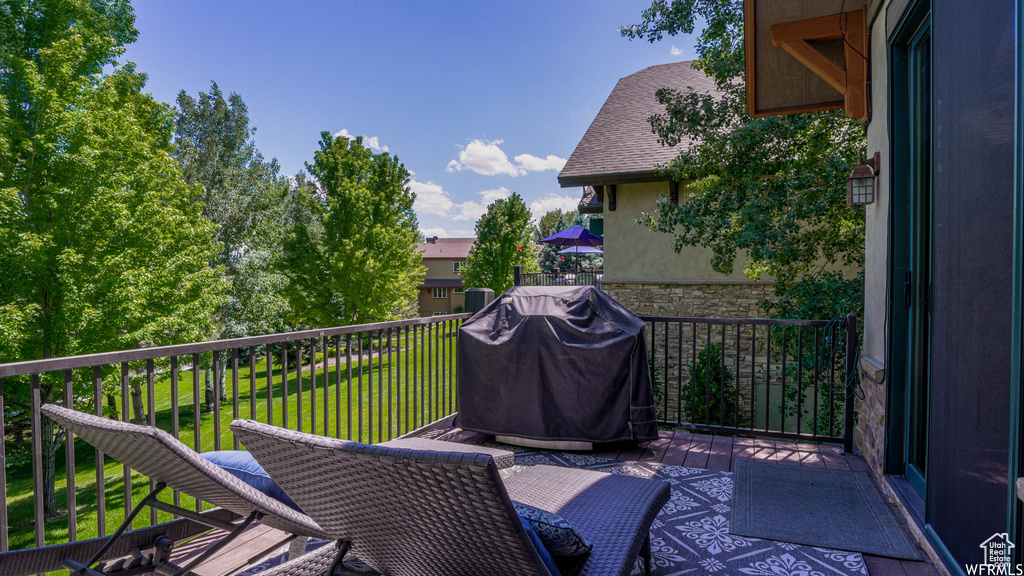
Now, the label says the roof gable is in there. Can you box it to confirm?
[417,237,475,259]
[558,61,721,187]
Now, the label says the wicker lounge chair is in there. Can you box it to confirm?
[230,419,671,576]
[33,405,514,576]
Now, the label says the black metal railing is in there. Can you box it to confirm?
[0,314,469,555]
[639,313,858,451]
[514,265,602,287]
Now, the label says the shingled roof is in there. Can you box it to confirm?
[416,237,475,259]
[557,61,720,187]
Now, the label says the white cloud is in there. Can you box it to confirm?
[411,182,512,224]
[513,153,567,173]
[446,140,566,177]
[670,45,683,56]
[529,194,580,221]
[451,200,487,221]
[334,128,390,152]
[409,179,453,216]
[452,188,510,221]
[421,228,450,239]
[364,136,389,153]
[479,187,511,203]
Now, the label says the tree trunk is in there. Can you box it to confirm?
[41,416,58,517]
[130,382,146,424]
[204,368,214,412]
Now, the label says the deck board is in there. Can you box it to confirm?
[706,434,733,471]
[864,554,911,576]
[168,523,289,576]
[639,430,674,463]
[682,433,714,468]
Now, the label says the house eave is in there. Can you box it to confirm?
[558,171,671,188]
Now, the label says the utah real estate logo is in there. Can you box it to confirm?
[967,533,1016,575]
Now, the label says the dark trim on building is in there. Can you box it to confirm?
[558,172,668,188]
[1009,0,1024,556]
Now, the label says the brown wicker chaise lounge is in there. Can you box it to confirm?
[230,419,671,576]
[29,405,515,576]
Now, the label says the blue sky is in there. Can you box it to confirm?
[124,1,699,238]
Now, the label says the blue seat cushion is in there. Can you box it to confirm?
[513,501,593,557]
[201,450,302,512]
[520,516,561,576]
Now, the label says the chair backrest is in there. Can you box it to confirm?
[40,404,325,538]
[229,419,553,576]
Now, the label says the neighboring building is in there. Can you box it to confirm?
[415,237,473,316]
[557,61,773,319]
[746,0,1022,573]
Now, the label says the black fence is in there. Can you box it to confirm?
[639,314,858,451]
[0,314,469,554]
[514,265,602,287]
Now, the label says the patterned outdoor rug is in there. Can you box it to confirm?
[500,445,869,576]
[238,447,869,576]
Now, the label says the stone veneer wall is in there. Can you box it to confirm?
[855,355,886,473]
[601,281,773,318]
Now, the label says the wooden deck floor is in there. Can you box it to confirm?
[183,420,941,576]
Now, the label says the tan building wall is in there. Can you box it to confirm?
[422,258,465,280]
[856,1,892,478]
[604,182,752,283]
[417,288,465,316]
[417,257,467,316]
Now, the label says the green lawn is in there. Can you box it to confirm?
[4,325,458,552]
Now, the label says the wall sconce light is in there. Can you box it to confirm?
[846,152,880,206]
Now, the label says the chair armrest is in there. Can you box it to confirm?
[377,438,516,469]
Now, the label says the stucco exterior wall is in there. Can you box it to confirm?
[417,257,467,316]
[856,2,892,478]
[603,182,752,283]
[417,288,464,316]
[422,258,464,279]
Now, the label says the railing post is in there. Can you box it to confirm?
[843,312,858,454]
[514,265,522,286]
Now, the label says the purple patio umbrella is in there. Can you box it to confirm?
[556,246,603,254]
[539,225,603,247]
[541,225,603,273]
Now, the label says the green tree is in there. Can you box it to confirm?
[462,192,539,294]
[535,210,603,274]
[0,0,226,514]
[174,82,291,338]
[622,0,865,321]
[173,82,291,405]
[281,132,423,327]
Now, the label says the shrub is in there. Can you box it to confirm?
[683,344,747,427]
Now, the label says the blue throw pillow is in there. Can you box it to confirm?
[520,517,562,576]
[201,450,302,512]
[513,501,593,557]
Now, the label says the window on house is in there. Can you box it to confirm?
[453,261,466,273]
[432,288,448,299]
[453,287,465,294]
[431,311,447,316]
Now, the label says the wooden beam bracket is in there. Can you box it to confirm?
[769,7,868,120]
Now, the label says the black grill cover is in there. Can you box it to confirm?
[456,286,657,443]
